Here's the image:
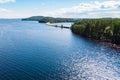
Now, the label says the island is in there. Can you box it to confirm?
[71,18,120,48]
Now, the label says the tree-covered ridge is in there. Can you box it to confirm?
[71,18,120,44]
[22,16,79,23]
[22,16,44,21]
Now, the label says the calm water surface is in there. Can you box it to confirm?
[0,19,120,80]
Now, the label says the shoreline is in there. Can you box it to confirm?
[46,22,71,29]
[87,38,120,50]
[73,33,120,50]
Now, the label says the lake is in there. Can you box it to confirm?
[0,19,120,80]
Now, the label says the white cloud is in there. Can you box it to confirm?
[47,0,120,18]
[0,8,12,13]
[0,8,44,18]
[0,8,13,18]
[0,8,22,18]
[1,0,120,18]
[0,0,15,4]
[0,0,16,18]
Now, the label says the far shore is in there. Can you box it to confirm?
[46,22,71,29]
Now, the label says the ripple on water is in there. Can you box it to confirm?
[58,48,120,80]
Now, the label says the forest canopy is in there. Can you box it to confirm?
[71,18,120,44]
[22,16,79,23]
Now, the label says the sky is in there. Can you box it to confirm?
[0,0,120,18]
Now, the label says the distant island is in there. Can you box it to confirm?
[22,16,79,23]
[71,18,120,48]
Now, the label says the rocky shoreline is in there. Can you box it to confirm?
[99,42,120,49]
[87,38,120,50]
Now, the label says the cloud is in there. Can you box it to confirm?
[0,8,12,13]
[47,0,120,18]
[0,0,15,4]
[0,8,17,18]
[0,8,43,18]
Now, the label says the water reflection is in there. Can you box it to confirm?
[59,46,120,80]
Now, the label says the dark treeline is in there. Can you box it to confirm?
[38,17,76,23]
[71,18,120,44]
[22,16,44,21]
[22,16,79,23]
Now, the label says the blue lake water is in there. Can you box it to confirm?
[0,19,120,80]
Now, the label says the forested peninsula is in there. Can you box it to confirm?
[71,18,120,47]
[22,16,120,48]
[22,16,79,23]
